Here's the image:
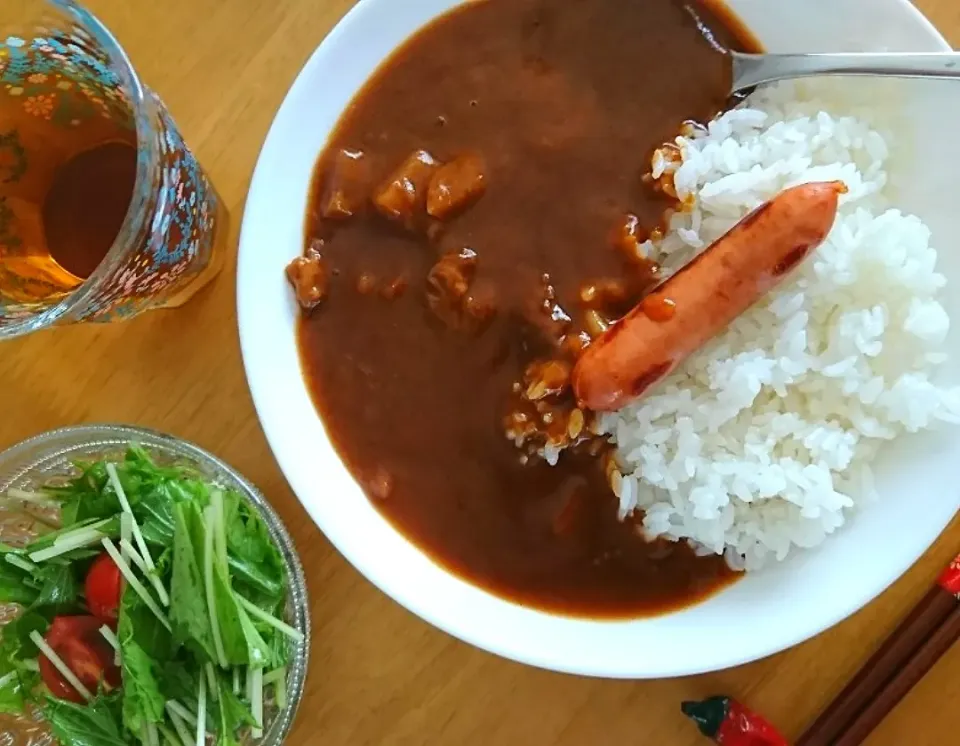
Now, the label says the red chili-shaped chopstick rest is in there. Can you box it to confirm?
[682,696,789,746]
[937,553,960,599]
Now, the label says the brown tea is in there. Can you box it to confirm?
[43,140,137,279]
[0,78,137,304]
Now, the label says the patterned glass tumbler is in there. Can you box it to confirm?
[0,0,228,339]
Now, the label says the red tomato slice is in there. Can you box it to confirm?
[85,552,123,626]
[40,615,121,703]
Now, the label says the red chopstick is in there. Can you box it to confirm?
[797,552,960,746]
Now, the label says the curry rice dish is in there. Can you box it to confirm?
[285,0,960,616]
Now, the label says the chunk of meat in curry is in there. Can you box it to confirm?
[427,153,488,219]
[372,149,440,231]
[286,244,329,311]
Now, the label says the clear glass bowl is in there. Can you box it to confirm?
[0,425,310,746]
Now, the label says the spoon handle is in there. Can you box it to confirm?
[731,52,960,93]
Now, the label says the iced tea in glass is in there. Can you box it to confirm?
[0,0,228,338]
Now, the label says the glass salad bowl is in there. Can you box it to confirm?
[0,425,310,746]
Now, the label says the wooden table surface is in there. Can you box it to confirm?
[4,1,960,744]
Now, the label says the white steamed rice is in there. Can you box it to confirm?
[602,82,960,570]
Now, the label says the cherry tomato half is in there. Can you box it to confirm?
[39,616,121,704]
[85,552,123,626]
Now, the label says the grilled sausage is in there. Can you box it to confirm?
[572,181,846,412]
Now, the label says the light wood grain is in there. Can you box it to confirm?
[2,1,958,744]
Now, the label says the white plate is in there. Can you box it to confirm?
[238,0,960,678]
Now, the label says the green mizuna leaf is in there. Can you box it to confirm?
[119,639,165,734]
[44,693,127,746]
[30,563,79,612]
[169,501,216,661]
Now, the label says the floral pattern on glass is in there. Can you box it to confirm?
[0,34,130,125]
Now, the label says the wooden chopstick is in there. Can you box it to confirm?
[797,553,960,746]
[833,604,960,746]
[796,589,955,745]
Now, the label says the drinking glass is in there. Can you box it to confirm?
[0,0,228,339]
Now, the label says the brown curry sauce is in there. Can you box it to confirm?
[297,0,761,617]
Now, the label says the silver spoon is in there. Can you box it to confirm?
[730,52,960,95]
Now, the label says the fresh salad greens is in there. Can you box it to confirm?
[0,445,301,746]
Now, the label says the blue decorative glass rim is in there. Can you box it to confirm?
[0,423,311,745]
[2,1,160,338]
